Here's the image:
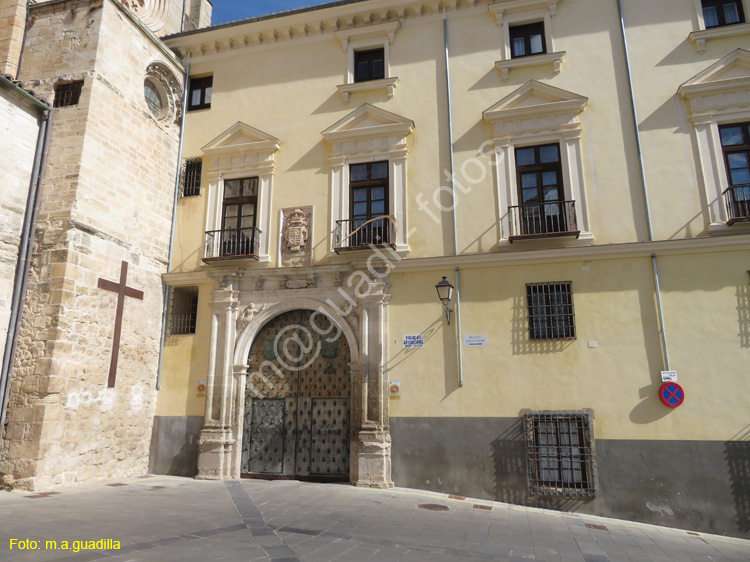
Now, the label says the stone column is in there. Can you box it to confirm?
[353,291,393,488]
[230,364,248,478]
[196,271,241,480]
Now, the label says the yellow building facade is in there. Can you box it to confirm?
[152,0,750,537]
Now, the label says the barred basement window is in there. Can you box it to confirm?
[170,287,198,335]
[53,81,84,108]
[181,158,202,197]
[526,282,575,340]
[524,411,596,497]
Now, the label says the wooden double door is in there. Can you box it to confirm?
[241,310,351,479]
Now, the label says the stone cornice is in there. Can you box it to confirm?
[164,0,494,62]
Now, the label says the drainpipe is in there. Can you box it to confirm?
[0,101,52,436]
[651,254,670,371]
[443,10,463,387]
[180,0,187,32]
[617,1,671,372]
[156,58,190,391]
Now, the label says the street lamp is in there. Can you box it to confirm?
[435,276,454,324]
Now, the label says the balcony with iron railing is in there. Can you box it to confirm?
[508,201,580,242]
[204,227,261,261]
[334,217,396,252]
[725,185,750,225]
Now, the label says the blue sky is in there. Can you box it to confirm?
[210,1,338,25]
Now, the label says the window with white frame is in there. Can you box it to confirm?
[689,0,750,52]
[322,103,414,254]
[678,49,750,232]
[200,122,281,263]
[335,22,400,103]
[490,0,564,80]
[483,80,592,245]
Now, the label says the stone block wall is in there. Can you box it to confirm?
[0,0,183,491]
[0,0,26,77]
[0,87,42,395]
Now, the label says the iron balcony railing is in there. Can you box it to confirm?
[334,217,396,251]
[204,227,261,260]
[724,185,750,225]
[508,201,579,241]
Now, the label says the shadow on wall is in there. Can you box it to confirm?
[726,425,750,533]
[738,281,750,348]
[489,419,588,512]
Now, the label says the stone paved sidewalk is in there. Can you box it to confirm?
[0,476,748,561]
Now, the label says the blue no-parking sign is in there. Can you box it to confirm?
[659,382,685,408]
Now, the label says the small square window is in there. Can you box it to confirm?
[188,76,212,111]
[526,282,575,340]
[181,158,202,197]
[170,287,199,335]
[354,48,385,82]
[524,411,596,497]
[509,22,546,58]
[701,0,745,28]
[53,81,84,108]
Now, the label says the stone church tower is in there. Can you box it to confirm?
[0,0,210,490]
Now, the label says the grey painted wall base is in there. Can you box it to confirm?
[149,416,204,477]
[390,417,750,539]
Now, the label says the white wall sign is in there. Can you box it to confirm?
[389,381,401,398]
[661,371,678,382]
[403,335,424,348]
[463,335,488,347]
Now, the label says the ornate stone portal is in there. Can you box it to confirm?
[195,266,393,488]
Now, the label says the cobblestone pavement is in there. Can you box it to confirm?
[0,476,748,561]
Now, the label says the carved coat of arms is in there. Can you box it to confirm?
[284,209,309,253]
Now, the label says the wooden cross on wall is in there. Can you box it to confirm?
[98,261,144,388]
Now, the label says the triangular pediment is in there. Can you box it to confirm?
[483,80,588,123]
[322,104,414,141]
[202,122,281,155]
[679,49,750,97]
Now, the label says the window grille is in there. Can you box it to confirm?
[526,282,575,340]
[53,81,84,108]
[524,411,596,497]
[181,158,202,197]
[170,287,198,335]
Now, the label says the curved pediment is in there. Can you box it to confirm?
[322,104,414,143]
[202,122,282,156]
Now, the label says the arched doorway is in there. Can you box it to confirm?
[241,309,351,480]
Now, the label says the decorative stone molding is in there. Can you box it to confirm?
[195,264,392,486]
[490,0,561,79]
[322,104,414,253]
[201,122,282,263]
[689,0,750,53]
[337,77,399,104]
[495,51,565,80]
[335,21,400,103]
[678,49,750,231]
[165,0,478,63]
[144,62,182,125]
[483,80,593,245]
[689,23,750,54]
[121,0,169,33]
